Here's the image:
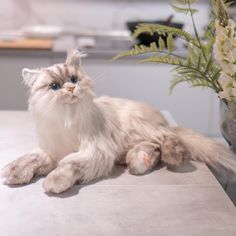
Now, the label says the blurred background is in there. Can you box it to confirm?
[0,0,236,137]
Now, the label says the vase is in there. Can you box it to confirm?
[220,99,236,153]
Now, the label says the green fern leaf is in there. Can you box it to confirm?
[158,37,165,50]
[196,54,201,70]
[170,74,216,93]
[170,76,188,93]
[112,43,159,60]
[204,56,213,74]
[150,42,159,51]
[133,24,199,48]
[190,81,216,89]
[175,65,207,81]
[212,69,221,81]
[171,3,198,14]
[172,0,198,4]
[139,55,186,66]
[167,34,175,52]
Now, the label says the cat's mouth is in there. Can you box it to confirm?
[67,95,79,104]
[60,93,79,104]
[69,96,78,103]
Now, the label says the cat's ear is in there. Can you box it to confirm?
[65,50,87,69]
[22,68,40,87]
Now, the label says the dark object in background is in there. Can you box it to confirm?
[225,0,236,6]
[126,16,184,47]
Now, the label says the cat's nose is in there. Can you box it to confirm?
[67,86,75,93]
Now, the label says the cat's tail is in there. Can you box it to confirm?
[173,126,236,181]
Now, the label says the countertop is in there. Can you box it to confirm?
[0,111,236,236]
[0,33,187,61]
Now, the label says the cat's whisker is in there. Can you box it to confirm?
[87,72,107,90]
[91,79,107,92]
[91,72,106,82]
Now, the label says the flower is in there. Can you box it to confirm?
[214,19,236,102]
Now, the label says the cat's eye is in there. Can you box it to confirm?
[50,83,61,90]
[70,76,78,84]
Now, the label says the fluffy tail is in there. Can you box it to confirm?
[173,127,236,182]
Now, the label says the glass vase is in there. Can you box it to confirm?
[220,99,236,153]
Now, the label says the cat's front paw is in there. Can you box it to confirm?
[43,164,76,194]
[1,154,37,185]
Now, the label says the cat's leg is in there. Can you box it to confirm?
[126,141,161,175]
[126,131,190,174]
[2,150,55,185]
[43,146,116,194]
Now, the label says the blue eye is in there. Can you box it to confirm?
[70,76,78,84]
[50,83,61,90]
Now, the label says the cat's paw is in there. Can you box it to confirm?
[43,164,75,194]
[1,154,37,185]
[126,142,161,175]
[128,151,154,175]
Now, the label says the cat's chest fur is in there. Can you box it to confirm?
[33,99,106,160]
[35,117,80,160]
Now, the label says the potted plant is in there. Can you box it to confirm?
[115,0,236,152]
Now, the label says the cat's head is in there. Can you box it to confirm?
[22,50,94,113]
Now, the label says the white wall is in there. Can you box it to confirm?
[0,0,210,36]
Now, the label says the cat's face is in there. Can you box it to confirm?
[22,51,93,113]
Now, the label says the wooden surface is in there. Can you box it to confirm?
[0,38,53,50]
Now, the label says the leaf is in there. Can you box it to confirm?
[191,81,214,88]
[112,43,159,60]
[139,55,186,66]
[196,53,201,70]
[212,69,221,81]
[170,76,189,93]
[170,73,215,93]
[158,37,165,50]
[204,56,213,74]
[172,0,198,4]
[167,34,175,52]
[172,60,221,92]
[133,24,198,48]
[171,3,198,14]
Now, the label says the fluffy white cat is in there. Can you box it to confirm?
[2,50,236,194]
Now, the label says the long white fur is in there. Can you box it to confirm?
[2,50,236,194]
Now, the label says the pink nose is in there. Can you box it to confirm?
[67,87,75,93]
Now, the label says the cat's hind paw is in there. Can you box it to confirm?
[126,142,161,176]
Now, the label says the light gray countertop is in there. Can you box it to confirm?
[0,111,236,236]
[0,48,185,61]
[0,35,186,61]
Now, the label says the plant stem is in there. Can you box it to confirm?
[159,51,186,60]
[188,0,207,61]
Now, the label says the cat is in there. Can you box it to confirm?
[2,50,236,194]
